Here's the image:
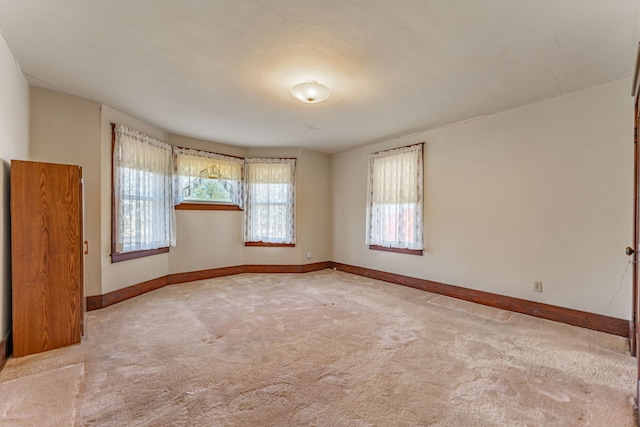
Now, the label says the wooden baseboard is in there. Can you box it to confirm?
[168,265,245,285]
[630,320,636,357]
[85,260,627,338]
[86,276,169,311]
[329,262,629,337]
[87,262,331,310]
[245,262,331,274]
[0,332,9,371]
[301,262,332,273]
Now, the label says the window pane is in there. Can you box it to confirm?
[366,144,423,250]
[183,178,233,203]
[113,124,174,254]
[244,159,296,244]
[174,149,243,206]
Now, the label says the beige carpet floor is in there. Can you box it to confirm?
[0,270,635,426]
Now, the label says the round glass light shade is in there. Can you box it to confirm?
[290,80,331,104]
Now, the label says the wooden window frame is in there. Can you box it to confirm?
[174,146,244,208]
[244,158,297,245]
[366,143,425,254]
[110,123,170,263]
[244,241,295,247]
[369,245,422,256]
[175,203,243,211]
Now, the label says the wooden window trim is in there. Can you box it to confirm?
[174,146,245,160]
[175,203,243,211]
[369,245,423,256]
[245,242,295,247]
[111,247,170,263]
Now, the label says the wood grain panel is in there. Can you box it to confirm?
[330,262,629,337]
[11,161,83,357]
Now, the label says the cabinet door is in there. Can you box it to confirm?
[11,160,83,357]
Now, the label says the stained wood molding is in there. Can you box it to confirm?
[245,262,330,273]
[86,262,331,310]
[175,203,242,211]
[0,333,9,371]
[86,276,169,311]
[85,260,627,338]
[329,262,629,337]
[168,265,245,284]
[244,242,296,247]
[369,245,423,256]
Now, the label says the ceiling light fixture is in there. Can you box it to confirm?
[290,80,331,104]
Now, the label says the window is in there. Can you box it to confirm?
[244,158,296,245]
[173,147,243,209]
[366,144,423,253]
[112,124,175,261]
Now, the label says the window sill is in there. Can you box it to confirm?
[175,203,242,211]
[245,242,295,247]
[111,247,170,263]
[369,245,423,256]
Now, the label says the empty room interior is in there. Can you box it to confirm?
[2,1,640,425]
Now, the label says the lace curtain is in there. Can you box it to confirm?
[113,124,176,253]
[244,158,296,244]
[366,144,423,250]
[173,147,244,207]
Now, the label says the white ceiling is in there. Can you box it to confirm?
[0,1,639,153]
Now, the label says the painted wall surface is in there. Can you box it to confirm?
[243,148,332,266]
[0,34,29,339]
[244,148,303,265]
[29,88,102,297]
[332,78,634,319]
[100,105,170,294]
[95,117,333,288]
[296,149,332,265]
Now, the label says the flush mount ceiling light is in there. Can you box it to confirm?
[290,80,331,104]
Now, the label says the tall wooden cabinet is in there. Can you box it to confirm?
[11,160,84,357]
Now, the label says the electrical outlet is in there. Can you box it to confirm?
[534,281,543,292]
[306,251,312,259]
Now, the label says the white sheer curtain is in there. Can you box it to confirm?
[244,158,296,244]
[366,144,423,250]
[173,147,244,207]
[113,124,175,253]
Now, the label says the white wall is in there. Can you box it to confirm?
[100,105,170,294]
[296,149,332,265]
[169,143,333,272]
[332,78,634,319]
[30,88,102,297]
[243,148,332,266]
[21,78,632,323]
[0,34,29,339]
[97,119,333,290]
